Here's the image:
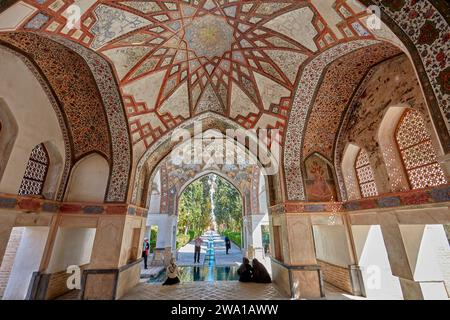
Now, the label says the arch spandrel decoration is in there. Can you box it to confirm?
[131,112,278,205]
[44,34,132,203]
[0,44,72,201]
[1,0,449,204]
[0,32,131,202]
[284,39,380,201]
[143,128,265,215]
[360,0,450,146]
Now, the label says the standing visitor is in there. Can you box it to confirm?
[163,258,180,285]
[252,258,272,283]
[142,238,150,269]
[194,236,203,264]
[237,257,253,282]
[225,236,231,254]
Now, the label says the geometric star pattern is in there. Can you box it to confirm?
[12,0,377,151]
[2,0,448,203]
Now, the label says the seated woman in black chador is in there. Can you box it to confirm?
[252,258,272,283]
[237,257,253,282]
[162,258,180,285]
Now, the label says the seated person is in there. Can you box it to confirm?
[252,258,272,283]
[162,258,180,285]
[237,257,253,282]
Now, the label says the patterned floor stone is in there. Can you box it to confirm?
[120,281,365,300]
[121,281,287,300]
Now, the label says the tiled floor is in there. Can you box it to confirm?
[121,281,287,300]
[120,281,365,300]
[56,281,363,300]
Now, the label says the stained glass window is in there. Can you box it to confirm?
[396,110,447,189]
[355,149,378,198]
[18,144,49,196]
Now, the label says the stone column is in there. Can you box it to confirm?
[369,147,391,194]
[270,210,322,299]
[378,212,423,300]
[0,213,16,267]
[242,216,252,258]
[251,214,268,261]
[82,215,145,300]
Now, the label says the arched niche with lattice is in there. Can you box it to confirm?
[341,143,379,200]
[355,149,378,198]
[395,109,447,190]
[18,143,50,197]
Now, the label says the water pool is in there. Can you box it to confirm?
[148,265,240,283]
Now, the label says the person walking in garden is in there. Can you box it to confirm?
[225,236,231,254]
[142,238,150,269]
[194,236,203,263]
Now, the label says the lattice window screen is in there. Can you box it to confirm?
[355,149,378,198]
[396,110,447,189]
[18,144,49,196]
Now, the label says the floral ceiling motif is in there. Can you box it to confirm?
[2,0,377,155]
[302,42,401,160]
[1,0,448,203]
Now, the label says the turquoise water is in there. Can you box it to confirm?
[147,265,240,283]
[148,233,240,283]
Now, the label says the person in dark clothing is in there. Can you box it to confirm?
[142,238,150,269]
[237,257,253,282]
[224,236,231,254]
[252,258,272,283]
[194,236,202,263]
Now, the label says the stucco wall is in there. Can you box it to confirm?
[0,46,65,196]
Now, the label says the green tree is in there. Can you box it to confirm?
[177,174,243,249]
[213,176,243,235]
[177,176,212,248]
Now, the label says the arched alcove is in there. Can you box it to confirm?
[64,153,110,203]
[341,143,363,201]
[0,46,67,197]
[0,98,18,183]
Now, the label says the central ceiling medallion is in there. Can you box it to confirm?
[184,14,234,60]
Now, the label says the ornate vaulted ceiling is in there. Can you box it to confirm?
[0,0,386,154]
[1,0,448,204]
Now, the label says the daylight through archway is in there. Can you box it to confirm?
[0,1,449,302]
[157,173,245,282]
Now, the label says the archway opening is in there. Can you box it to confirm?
[172,173,244,282]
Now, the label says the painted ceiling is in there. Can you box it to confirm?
[0,0,385,153]
[1,0,449,204]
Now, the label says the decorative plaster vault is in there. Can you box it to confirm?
[0,0,448,202]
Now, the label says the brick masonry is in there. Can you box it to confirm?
[45,264,89,300]
[0,227,24,299]
[318,259,352,294]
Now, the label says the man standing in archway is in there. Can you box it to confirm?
[142,238,150,269]
[194,236,203,264]
[225,236,231,255]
